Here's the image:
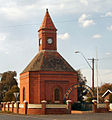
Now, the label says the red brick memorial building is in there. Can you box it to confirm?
[1,9,78,115]
[20,9,78,105]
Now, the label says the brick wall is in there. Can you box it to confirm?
[20,71,77,104]
[20,72,30,103]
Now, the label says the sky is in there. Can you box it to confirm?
[0,0,112,87]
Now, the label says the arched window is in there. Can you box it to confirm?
[54,88,60,101]
[23,87,25,101]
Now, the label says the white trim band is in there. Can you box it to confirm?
[28,104,42,109]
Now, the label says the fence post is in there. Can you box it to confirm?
[16,101,20,113]
[0,102,3,111]
[11,101,15,112]
[105,99,110,111]
[41,100,47,115]
[66,100,72,114]
[7,102,10,111]
[24,101,28,115]
[3,102,6,111]
[92,100,97,113]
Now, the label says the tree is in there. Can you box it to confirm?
[0,71,19,102]
[3,85,20,102]
[109,94,112,103]
[1,71,17,91]
[3,90,15,102]
[11,85,19,93]
[77,70,87,102]
[93,83,112,103]
[86,97,92,103]
[99,83,112,96]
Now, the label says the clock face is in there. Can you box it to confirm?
[40,39,42,45]
[47,38,53,44]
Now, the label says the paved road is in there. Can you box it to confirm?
[0,113,112,120]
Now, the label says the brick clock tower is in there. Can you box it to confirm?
[20,9,78,104]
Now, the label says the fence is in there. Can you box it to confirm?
[71,102,92,111]
[0,100,72,115]
[93,100,110,113]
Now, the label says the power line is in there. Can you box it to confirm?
[0,16,112,29]
[0,23,39,28]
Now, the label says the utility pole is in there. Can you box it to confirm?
[75,51,98,97]
[92,58,94,92]
[92,58,94,93]
[88,58,97,94]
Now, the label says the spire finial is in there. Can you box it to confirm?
[46,8,48,13]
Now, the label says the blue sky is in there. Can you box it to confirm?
[0,0,112,87]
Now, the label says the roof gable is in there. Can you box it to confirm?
[102,89,112,98]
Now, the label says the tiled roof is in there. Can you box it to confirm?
[22,51,76,73]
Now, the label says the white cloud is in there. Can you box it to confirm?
[105,52,111,56]
[40,1,112,16]
[0,1,39,20]
[80,0,88,6]
[105,12,112,17]
[1,7,26,20]
[101,11,112,17]
[0,33,6,41]
[0,33,9,54]
[0,0,112,21]
[78,14,87,22]
[0,45,8,54]
[82,20,95,27]
[107,25,112,31]
[78,14,95,28]
[58,33,70,40]
[92,34,102,39]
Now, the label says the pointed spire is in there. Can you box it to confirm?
[39,9,57,31]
